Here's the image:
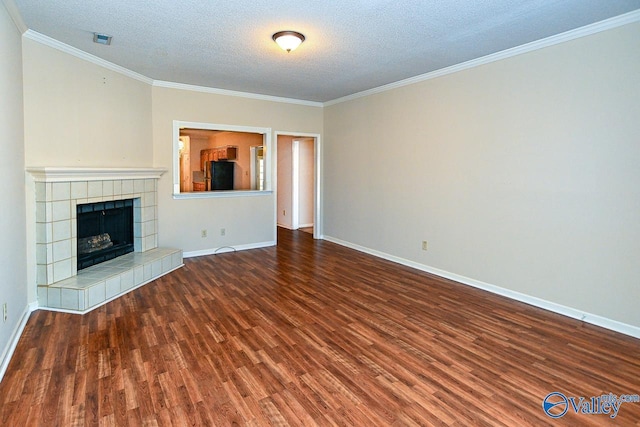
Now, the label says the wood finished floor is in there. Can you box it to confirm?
[1,228,639,426]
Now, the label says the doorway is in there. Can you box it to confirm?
[250,145,265,190]
[276,132,321,239]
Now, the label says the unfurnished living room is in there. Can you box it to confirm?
[1,1,639,425]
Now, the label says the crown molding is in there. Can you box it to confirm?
[26,167,167,182]
[152,80,323,108]
[2,0,27,33]
[23,30,154,85]
[22,29,322,108]
[324,9,640,106]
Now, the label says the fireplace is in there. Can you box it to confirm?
[27,167,184,313]
[77,199,135,270]
[28,167,168,286]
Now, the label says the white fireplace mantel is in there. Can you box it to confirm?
[26,167,167,182]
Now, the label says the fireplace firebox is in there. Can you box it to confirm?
[77,199,134,270]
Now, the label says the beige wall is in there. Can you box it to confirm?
[277,136,294,228]
[22,38,153,167]
[0,1,28,374]
[151,87,322,253]
[298,138,315,227]
[324,22,640,328]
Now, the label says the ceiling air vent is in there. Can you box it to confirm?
[93,33,112,45]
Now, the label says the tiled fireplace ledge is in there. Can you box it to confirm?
[27,167,184,314]
[38,248,183,313]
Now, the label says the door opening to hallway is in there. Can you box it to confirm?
[276,133,320,239]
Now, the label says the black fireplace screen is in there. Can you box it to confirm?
[77,199,134,270]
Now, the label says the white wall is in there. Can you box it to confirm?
[151,87,322,253]
[0,0,28,377]
[323,22,640,329]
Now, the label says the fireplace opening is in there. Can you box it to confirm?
[77,199,134,270]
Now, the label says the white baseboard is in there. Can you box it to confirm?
[322,235,640,339]
[183,240,276,258]
[277,223,294,230]
[298,223,314,228]
[0,303,33,383]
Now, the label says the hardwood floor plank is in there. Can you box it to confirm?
[258,397,289,426]
[271,390,318,426]
[1,228,639,425]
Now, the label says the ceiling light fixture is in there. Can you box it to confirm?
[272,31,305,53]
[93,33,112,45]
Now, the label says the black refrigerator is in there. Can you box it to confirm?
[210,161,234,190]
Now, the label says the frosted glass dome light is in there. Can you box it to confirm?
[272,31,305,53]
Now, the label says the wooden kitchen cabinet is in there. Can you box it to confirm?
[200,146,238,170]
[217,146,237,160]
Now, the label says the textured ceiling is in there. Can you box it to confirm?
[12,0,640,102]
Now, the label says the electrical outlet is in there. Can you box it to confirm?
[201,229,207,238]
[422,240,428,251]
[220,228,226,236]
[2,303,7,323]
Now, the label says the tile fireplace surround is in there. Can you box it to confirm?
[27,167,183,313]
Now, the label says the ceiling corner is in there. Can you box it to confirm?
[3,0,28,34]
